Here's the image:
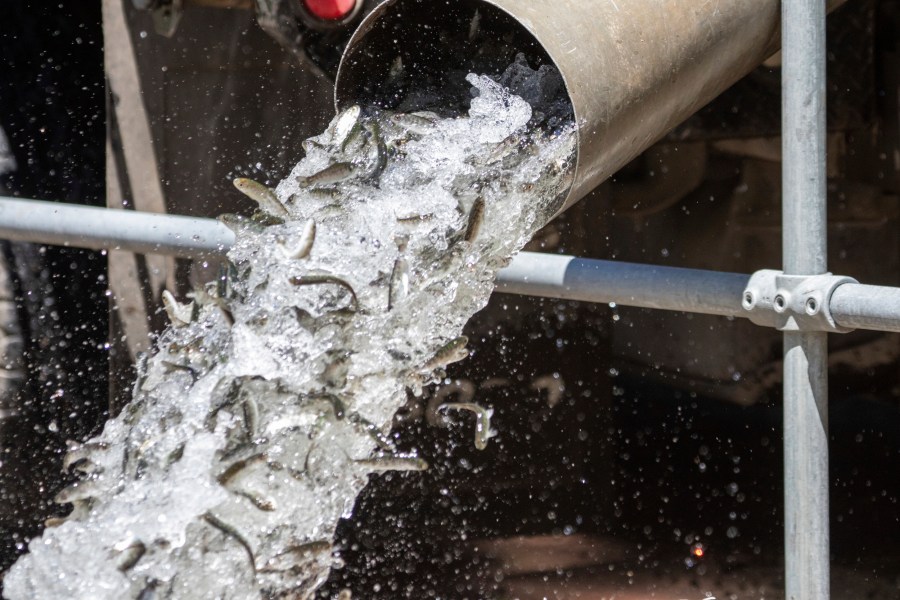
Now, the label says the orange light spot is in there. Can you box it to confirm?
[692,546,705,558]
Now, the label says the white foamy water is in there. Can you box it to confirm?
[4,72,575,599]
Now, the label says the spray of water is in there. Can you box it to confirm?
[3,66,575,599]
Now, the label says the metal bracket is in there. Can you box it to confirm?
[742,269,858,333]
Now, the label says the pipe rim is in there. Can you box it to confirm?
[333,0,580,217]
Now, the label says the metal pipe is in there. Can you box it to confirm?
[5,198,900,335]
[0,197,235,260]
[831,283,900,334]
[500,259,900,333]
[782,330,829,600]
[335,0,841,217]
[495,252,750,318]
[781,0,830,596]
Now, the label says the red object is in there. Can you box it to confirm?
[303,0,356,20]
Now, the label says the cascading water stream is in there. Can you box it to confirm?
[3,62,575,599]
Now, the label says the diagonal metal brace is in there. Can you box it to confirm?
[742,269,858,333]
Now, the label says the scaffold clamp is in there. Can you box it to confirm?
[742,269,858,333]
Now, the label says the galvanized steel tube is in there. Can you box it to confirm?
[4,200,900,338]
[831,283,900,334]
[0,197,235,260]
[496,253,750,318]
[782,330,829,600]
[781,0,830,596]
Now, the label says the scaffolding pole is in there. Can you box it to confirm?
[782,0,830,598]
[3,197,900,334]
[0,197,232,259]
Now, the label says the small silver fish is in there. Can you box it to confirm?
[422,336,469,371]
[388,257,409,310]
[161,360,199,381]
[63,440,108,471]
[277,219,316,260]
[409,110,440,122]
[426,379,476,427]
[235,489,277,512]
[316,204,347,220]
[307,392,346,420]
[289,274,359,311]
[392,113,437,135]
[55,481,98,505]
[365,121,388,180]
[486,136,520,165]
[242,396,259,440]
[133,350,150,393]
[355,454,429,472]
[296,162,356,187]
[396,212,434,223]
[259,541,332,573]
[136,583,157,600]
[531,374,566,408]
[340,115,365,153]
[203,512,256,571]
[166,443,185,466]
[438,402,496,450]
[307,186,340,200]
[161,290,197,328]
[386,56,404,83]
[468,8,481,41]
[331,105,362,145]
[217,453,267,486]
[67,457,102,476]
[233,177,288,217]
[113,540,146,572]
[302,138,327,154]
[347,412,394,451]
[250,211,285,227]
[480,377,512,389]
[464,196,485,243]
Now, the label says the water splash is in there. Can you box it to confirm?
[4,71,575,599]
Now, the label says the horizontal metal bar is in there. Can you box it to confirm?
[2,197,899,333]
[830,283,900,333]
[495,252,750,318]
[497,258,900,333]
[0,197,234,259]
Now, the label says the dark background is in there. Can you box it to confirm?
[0,0,109,572]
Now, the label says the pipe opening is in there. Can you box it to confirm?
[335,0,573,126]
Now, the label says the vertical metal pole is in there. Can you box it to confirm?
[782,0,829,598]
